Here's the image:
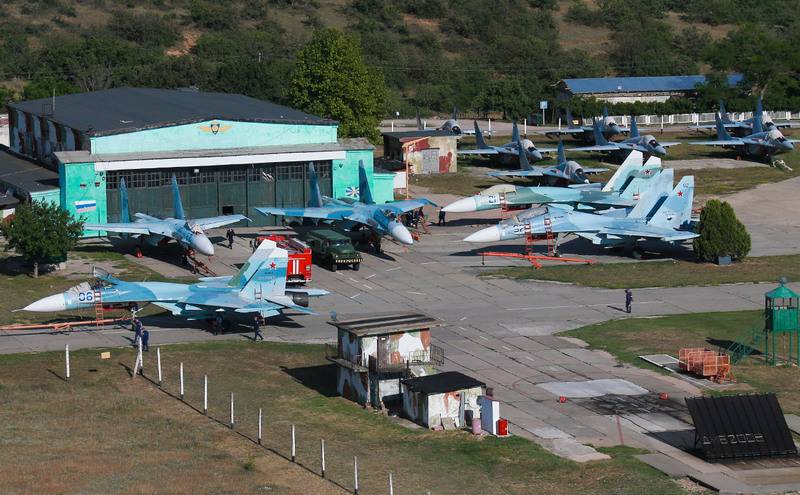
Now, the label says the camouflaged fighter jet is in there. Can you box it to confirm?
[256,161,435,247]
[543,107,628,142]
[22,239,328,320]
[693,112,796,160]
[573,117,680,159]
[486,139,607,184]
[458,120,556,165]
[85,175,247,257]
[464,169,698,257]
[691,98,794,137]
[417,107,464,136]
[442,150,662,214]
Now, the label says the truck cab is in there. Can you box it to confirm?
[305,229,362,272]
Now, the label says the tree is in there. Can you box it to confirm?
[2,201,84,277]
[289,29,387,141]
[693,199,751,263]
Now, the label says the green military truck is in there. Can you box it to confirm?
[305,229,362,272]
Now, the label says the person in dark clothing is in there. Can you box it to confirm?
[253,316,264,341]
[141,329,150,351]
[133,318,142,347]
[214,313,224,335]
[625,289,633,314]
[438,208,446,226]
[227,229,235,249]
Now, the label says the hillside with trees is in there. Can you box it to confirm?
[1,0,799,130]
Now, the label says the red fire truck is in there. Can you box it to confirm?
[255,234,313,284]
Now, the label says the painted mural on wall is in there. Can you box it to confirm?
[378,330,431,367]
[401,136,457,175]
[402,386,483,429]
[337,367,370,406]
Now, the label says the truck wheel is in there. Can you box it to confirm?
[330,258,337,272]
[353,262,360,271]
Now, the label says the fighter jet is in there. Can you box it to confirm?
[543,107,627,142]
[464,170,698,257]
[486,140,607,184]
[22,239,328,321]
[443,150,662,214]
[573,117,680,159]
[417,107,463,135]
[458,120,555,165]
[693,112,796,160]
[85,175,248,257]
[256,161,435,247]
[692,98,793,137]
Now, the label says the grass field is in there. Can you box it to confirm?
[484,255,800,289]
[0,341,695,495]
[561,311,800,414]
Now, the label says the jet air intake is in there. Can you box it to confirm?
[291,293,309,307]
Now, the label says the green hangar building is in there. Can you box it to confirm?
[6,87,393,232]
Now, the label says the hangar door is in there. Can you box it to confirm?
[106,162,332,227]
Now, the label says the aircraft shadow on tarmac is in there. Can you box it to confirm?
[282,363,339,397]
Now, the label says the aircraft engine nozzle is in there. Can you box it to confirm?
[291,292,309,307]
[463,225,502,243]
[451,125,461,135]
[23,293,67,312]
[192,235,215,257]
[388,221,414,245]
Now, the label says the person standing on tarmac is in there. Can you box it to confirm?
[253,316,264,341]
[625,289,633,314]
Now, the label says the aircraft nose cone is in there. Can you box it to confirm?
[464,226,501,243]
[389,221,414,245]
[530,149,543,161]
[23,293,67,312]
[443,197,477,213]
[784,141,795,151]
[193,235,215,256]
[654,145,667,156]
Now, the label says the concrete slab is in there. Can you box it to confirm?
[538,379,649,398]
[635,453,697,478]
[785,414,800,436]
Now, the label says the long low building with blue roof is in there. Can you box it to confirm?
[556,74,743,103]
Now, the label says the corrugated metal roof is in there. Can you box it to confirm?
[9,87,336,137]
[402,371,485,395]
[560,74,744,95]
[0,148,59,194]
[328,312,444,336]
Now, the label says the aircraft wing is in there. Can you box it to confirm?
[582,168,609,174]
[457,148,500,155]
[487,169,544,178]
[384,198,438,213]
[542,128,585,136]
[572,144,620,152]
[194,214,249,230]
[659,141,681,147]
[599,225,698,241]
[692,139,743,146]
[255,206,354,220]
[178,292,285,316]
[84,222,173,236]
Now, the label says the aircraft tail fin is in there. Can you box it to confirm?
[715,112,733,140]
[603,150,642,192]
[511,121,520,143]
[630,116,639,138]
[556,140,566,165]
[474,120,488,149]
[357,160,374,204]
[452,106,458,120]
[119,177,130,223]
[719,100,729,122]
[517,141,532,171]
[648,175,695,229]
[416,108,423,131]
[602,106,609,119]
[171,175,185,220]
[308,163,323,207]
[233,240,288,298]
[565,107,574,127]
[592,118,609,145]
[753,97,764,133]
[628,168,674,219]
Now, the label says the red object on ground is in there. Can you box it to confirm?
[135,248,143,258]
[257,235,312,283]
[558,396,568,403]
[497,418,509,436]
[479,251,593,269]
[659,392,669,400]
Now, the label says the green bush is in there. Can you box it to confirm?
[693,199,751,262]
[189,0,238,31]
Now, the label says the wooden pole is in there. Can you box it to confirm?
[353,456,359,495]
[291,424,296,462]
[388,472,394,495]
[65,345,70,381]
[156,347,162,386]
[230,392,235,429]
[320,439,326,478]
[616,415,625,445]
[179,362,184,400]
[203,375,208,415]
[258,408,262,445]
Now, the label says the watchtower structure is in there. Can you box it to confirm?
[764,279,800,366]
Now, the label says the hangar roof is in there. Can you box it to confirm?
[0,148,59,194]
[402,372,485,395]
[559,74,744,95]
[9,87,336,137]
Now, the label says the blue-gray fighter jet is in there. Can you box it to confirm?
[464,170,698,256]
[22,239,328,320]
[85,175,247,256]
[543,107,628,142]
[458,120,556,165]
[692,98,793,137]
[486,140,608,184]
[573,117,680,158]
[693,112,796,160]
[256,161,435,246]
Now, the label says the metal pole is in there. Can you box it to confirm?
[258,408,262,445]
[558,117,561,130]
[65,345,70,381]
[354,456,359,495]
[291,424,296,462]
[391,121,394,132]
[320,439,326,478]
[230,392,235,429]
[179,362,184,400]
[523,118,527,137]
[156,347,162,386]
[203,375,208,415]
[137,338,143,375]
[488,118,492,137]
[389,472,394,495]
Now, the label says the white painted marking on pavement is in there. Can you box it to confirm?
[407,291,426,295]
[478,335,489,341]
[350,293,361,299]
[365,274,376,279]
[386,267,402,272]
[363,284,373,290]
[349,278,359,283]
[502,345,512,351]
[420,262,437,265]
[459,316,467,321]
